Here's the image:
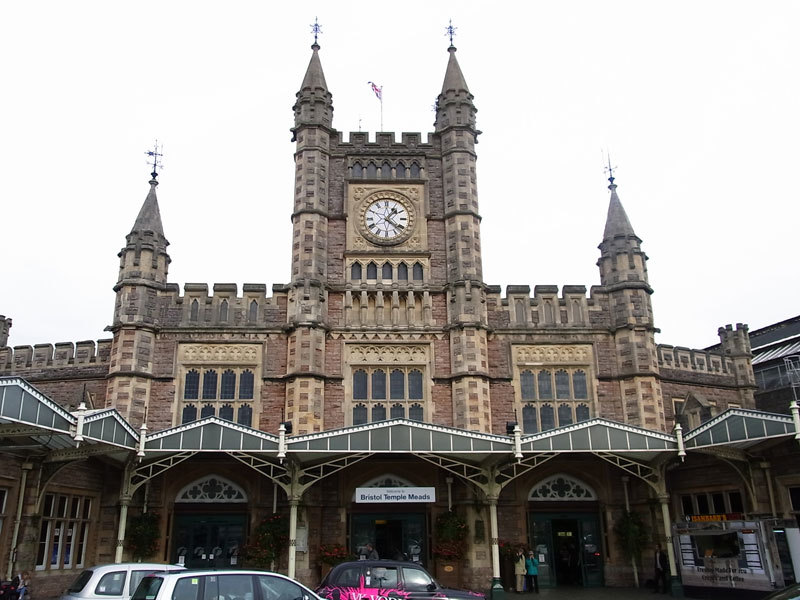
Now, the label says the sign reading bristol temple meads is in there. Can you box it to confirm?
[1,28,799,599]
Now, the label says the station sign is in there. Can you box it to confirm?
[355,487,436,503]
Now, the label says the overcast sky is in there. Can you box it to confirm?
[2,1,798,351]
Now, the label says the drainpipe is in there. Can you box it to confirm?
[446,477,453,510]
[6,463,32,579]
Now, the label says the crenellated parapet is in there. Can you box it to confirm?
[657,344,736,376]
[485,284,605,329]
[0,339,112,375]
[334,131,436,156]
[157,282,287,328]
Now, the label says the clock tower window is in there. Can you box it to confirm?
[382,262,393,280]
[351,263,362,280]
[366,262,378,279]
[398,263,408,280]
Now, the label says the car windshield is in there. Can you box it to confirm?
[131,576,164,600]
[68,570,94,593]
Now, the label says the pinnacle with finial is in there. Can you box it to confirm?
[445,19,457,48]
[311,17,322,47]
[145,140,163,182]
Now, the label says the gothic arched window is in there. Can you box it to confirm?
[249,300,258,322]
[372,369,386,399]
[410,162,421,178]
[239,370,254,399]
[351,263,362,280]
[540,404,555,431]
[190,299,199,322]
[219,299,229,323]
[366,262,378,279]
[182,404,197,424]
[372,403,386,422]
[184,370,200,399]
[202,370,218,400]
[556,369,570,399]
[558,403,573,426]
[390,403,405,419]
[221,369,236,400]
[237,404,253,427]
[353,370,368,400]
[353,403,368,425]
[408,369,423,399]
[521,370,536,400]
[219,404,234,421]
[538,370,553,399]
[409,403,424,421]
[396,163,406,178]
[366,162,377,178]
[573,370,588,399]
[398,263,408,280]
[201,404,215,419]
[522,404,538,433]
[576,403,590,422]
[352,162,363,177]
[381,162,392,178]
[382,262,393,280]
[390,369,405,399]
[515,300,526,324]
[412,263,423,281]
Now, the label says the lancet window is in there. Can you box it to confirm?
[518,367,592,433]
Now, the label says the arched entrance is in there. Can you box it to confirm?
[171,475,248,568]
[349,474,428,564]
[528,473,603,588]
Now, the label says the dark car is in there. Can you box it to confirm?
[316,560,484,600]
[761,583,800,600]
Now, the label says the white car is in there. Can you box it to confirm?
[131,570,321,600]
[61,563,186,600]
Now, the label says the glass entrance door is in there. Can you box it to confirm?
[530,512,604,588]
[350,513,426,565]
[173,513,247,569]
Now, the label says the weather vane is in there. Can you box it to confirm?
[311,17,322,45]
[145,140,163,180]
[603,151,617,185]
[445,19,457,47]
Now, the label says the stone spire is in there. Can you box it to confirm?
[434,45,477,132]
[131,175,166,238]
[292,42,333,131]
[602,180,638,242]
[598,176,649,287]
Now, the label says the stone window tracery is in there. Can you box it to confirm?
[176,475,247,503]
[529,474,597,501]
[518,363,592,432]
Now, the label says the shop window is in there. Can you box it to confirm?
[184,370,200,399]
[36,493,92,571]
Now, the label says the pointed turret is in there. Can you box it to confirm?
[131,176,166,238]
[292,43,333,132]
[597,177,649,288]
[434,45,477,132]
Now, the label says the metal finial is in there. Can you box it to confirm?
[445,19,457,47]
[311,17,322,46]
[603,150,617,186]
[145,140,164,181]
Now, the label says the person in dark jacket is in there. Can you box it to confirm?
[653,544,668,593]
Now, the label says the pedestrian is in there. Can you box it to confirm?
[653,543,668,593]
[514,547,526,593]
[366,543,379,560]
[16,571,30,600]
[525,551,539,593]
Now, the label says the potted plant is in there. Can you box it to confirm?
[127,511,160,560]
[319,543,352,578]
[433,510,468,587]
[243,513,289,569]
[613,511,649,587]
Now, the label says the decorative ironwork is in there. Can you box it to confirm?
[176,475,247,503]
[529,473,596,501]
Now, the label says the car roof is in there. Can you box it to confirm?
[333,561,426,568]
[86,563,184,571]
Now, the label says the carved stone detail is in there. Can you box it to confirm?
[515,344,592,365]
[348,344,428,364]
[180,344,259,364]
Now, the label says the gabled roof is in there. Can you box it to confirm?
[683,408,797,449]
[145,416,279,455]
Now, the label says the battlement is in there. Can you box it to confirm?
[717,322,752,356]
[0,339,112,373]
[333,131,436,153]
[485,284,603,328]
[0,315,11,347]
[657,344,735,375]
[159,282,288,328]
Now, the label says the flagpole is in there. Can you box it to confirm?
[380,97,383,132]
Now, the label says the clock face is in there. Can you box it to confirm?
[363,198,410,242]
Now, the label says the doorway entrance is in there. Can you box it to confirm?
[530,512,603,587]
[350,512,426,565]
[172,513,247,569]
